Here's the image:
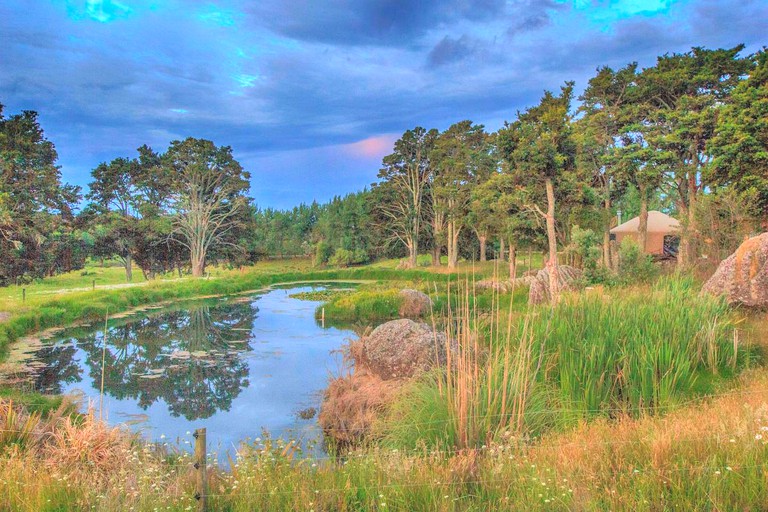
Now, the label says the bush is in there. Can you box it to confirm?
[314,241,334,266]
[328,248,368,267]
[618,237,658,284]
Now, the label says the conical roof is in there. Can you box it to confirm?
[610,211,680,234]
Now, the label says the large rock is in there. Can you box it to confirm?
[361,319,449,380]
[398,289,432,317]
[703,233,768,308]
[528,265,583,304]
[476,276,535,292]
[319,319,450,445]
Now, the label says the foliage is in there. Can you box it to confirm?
[0,105,82,286]
[618,237,659,284]
[328,248,369,267]
[710,48,768,220]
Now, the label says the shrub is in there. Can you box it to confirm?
[314,241,334,266]
[328,248,368,267]
[618,237,658,284]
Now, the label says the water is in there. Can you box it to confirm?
[17,284,357,456]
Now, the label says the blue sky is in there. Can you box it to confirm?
[1,0,765,208]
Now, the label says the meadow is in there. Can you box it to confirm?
[0,257,766,511]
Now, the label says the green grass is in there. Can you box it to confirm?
[0,258,767,511]
[383,277,742,451]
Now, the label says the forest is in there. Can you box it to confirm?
[2,44,766,288]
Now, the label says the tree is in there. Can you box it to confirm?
[86,157,142,281]
[0,104,81,285]
[377,127,438,267]
[637,46,751,265]
[164,138,251,277]
[710,48,768,223]
[578,63,639,265]
[498,84,577,303]
[431,121,495,268]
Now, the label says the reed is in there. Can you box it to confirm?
[385,276,740,450]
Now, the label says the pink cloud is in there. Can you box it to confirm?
[343,134,398,159]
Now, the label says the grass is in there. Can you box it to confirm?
[0,256,766,510]
[382,277,743,451]
[4,369,768,510]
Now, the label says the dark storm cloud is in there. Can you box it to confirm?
[252,0,506,46]
[1,0,765,208]
[427,35,479,68]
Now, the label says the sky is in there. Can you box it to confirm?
[1,0,766,209]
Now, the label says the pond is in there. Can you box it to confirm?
[13,284,358,457]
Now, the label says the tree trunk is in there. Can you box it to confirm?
[508,243,517,280]
[447,221,460,269]
[478,235,487,262]
[499,238,505,263]
[124,253,133,283]
[544,178,560,305]
[431,246,441,267]
[602,195,611,268]
[638,184,649,254]
[191,259,205,277]
[191,240,206,277]
[431,214,444,267]
[410,216,419,267]
[677,202,690,268]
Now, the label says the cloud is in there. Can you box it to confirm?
[1,0,765,208]
[427,35,479,68]
[250,0,506,47]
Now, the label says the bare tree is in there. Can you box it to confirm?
[377,127,437,268]
[165,138,250,277]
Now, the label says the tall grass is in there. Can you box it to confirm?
[385,277,741,450]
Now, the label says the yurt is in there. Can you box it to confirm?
[610,210,681,257]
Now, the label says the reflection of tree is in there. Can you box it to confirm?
[32,343,82,394]
[62,300,255,420]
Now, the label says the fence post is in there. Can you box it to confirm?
[22,288,25,303]
[194,428,208,512]
[93,279,96,290]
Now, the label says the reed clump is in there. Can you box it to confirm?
[384,276,741,450]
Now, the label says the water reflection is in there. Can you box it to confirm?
[35,302,255,420]
[17,286,356,456]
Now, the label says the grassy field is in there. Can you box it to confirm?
[1,256,767,510]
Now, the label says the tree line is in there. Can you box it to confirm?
[1,44,766,287]
[375,45,767,288]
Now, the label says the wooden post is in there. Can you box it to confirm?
[194,428,207,511]
[92,279,96,290]
[22,288,25,303]
[321,308,325,328]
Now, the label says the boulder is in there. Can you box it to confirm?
[703,233,768,308]
[361,319,449,380]
[476,276,535,292]
[528,265,583,304]
[398,289,432,317]
[319,319,450,446]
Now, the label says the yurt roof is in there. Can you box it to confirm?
[610,211,681,234]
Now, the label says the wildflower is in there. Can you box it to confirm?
[756,434,763,441]
[714,470,721,475]
[726,466,733,471]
